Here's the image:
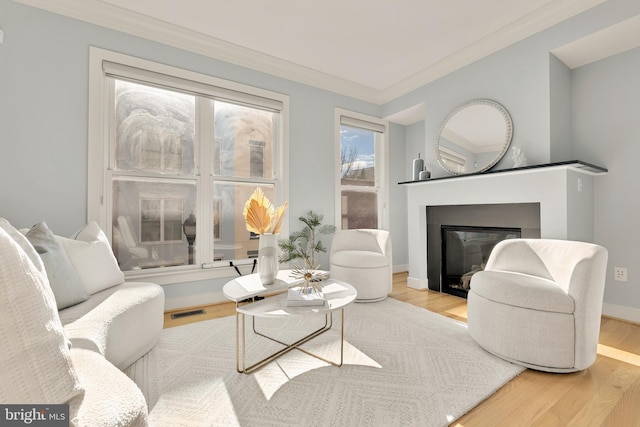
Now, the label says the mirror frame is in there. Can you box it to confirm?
[435,99,513,176]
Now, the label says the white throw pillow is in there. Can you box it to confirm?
[0,227,85,404]
[26,222,89,310]
[58,221,125,295]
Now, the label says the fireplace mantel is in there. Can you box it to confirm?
[399,160,607,185]
[403,160,607,290]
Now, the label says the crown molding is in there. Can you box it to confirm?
[14,0,383,103]
[552,13,640,69]
[377,0,606,103]
[15,0,605,106]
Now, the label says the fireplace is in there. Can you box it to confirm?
[404,162,605,292]
[440,225,521,298]
[426,203,540,295]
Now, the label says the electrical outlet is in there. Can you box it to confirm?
[614,266,628,282]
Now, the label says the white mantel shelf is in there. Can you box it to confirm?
[399,160,607,185]
[403,160,607,291]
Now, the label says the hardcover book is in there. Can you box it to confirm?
[286,287,326,306]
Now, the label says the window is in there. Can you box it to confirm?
[88,48,288,281]
[249,140,265,178]
[438,146,467,173]
[212,138,222,175]
[335,109,388,230]
[139,199,184,243]
[212,199,221,240]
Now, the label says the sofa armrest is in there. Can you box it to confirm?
[69,348,149,426]
[64,282,164,370]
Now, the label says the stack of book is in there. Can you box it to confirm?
[286,286,326,307]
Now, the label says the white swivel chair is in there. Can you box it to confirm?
[330,229,392,302]
[468,238,608,372]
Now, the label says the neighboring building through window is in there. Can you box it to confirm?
[249,140,265,178]
[335,109,388,231]
[88,48,288,280]
[139,198,184,243]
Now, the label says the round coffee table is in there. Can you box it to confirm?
[223,270,357,374]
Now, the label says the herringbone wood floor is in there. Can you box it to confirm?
[164,272,640,427]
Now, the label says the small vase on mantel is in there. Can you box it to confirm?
[258,233,279,285]
[412,153,424,181]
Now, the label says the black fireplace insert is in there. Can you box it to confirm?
[440,225,521,298]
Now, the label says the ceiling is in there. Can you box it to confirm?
[14,0,633,105]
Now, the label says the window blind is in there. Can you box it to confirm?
[340,115,386,133]
[103,60,283,112]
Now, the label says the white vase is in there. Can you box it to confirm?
[258,233,279,285]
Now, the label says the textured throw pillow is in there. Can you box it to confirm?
[0,227,85,404]
[58,221,125,295]
[26,222,89,310]
[0,218,45,276]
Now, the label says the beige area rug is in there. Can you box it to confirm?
[125,298,524,426]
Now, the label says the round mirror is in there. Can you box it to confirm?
[435,99,513,175]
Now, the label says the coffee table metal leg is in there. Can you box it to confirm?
[294,309,345,367]
[234,310,245,373]
[236,309,346,374]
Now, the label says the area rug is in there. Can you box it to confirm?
[125,298,524,426]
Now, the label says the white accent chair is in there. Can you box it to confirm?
[330,229,392,302]
[467,238,608,373]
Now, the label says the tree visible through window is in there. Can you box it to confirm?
[339,124,378,229]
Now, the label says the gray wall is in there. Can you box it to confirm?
[388,123,408,270]
[0,0,396,308]
[384,34,554,178]
[386,0,640,177]
[385,0,640,319]
[0,0,381,235]
[572,46,640,312]
[550,54,573,162]
[404,121,427,180]
[2,0,640,318]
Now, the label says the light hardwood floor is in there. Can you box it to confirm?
[164,272,640,427]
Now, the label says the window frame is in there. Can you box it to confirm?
[438,145,467,173]
[334,108,389,231]
[88,47,289,284]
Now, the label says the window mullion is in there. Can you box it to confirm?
[104,78,116,243]
[213,175,275,185]
[197,97,213,266]
[340,185,379,193]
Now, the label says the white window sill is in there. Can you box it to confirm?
[123,261,259,285]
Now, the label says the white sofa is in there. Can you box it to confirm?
[0,218,164,426]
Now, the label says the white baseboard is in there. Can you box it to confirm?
[602,303,640,324]
[407,276,429,290]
